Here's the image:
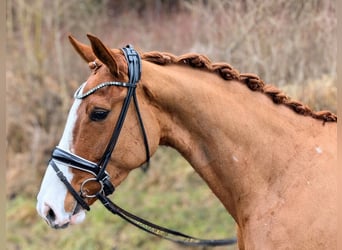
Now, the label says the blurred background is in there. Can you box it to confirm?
[6,0,336,249]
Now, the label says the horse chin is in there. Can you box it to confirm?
[70,210,86,225]
[70,204,86,225]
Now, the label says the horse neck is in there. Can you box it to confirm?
[141,61,335,220]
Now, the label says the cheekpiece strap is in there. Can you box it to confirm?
[121,45,142,84]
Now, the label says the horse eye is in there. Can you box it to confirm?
[90,108,109,121]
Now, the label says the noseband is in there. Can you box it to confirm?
[49,45,150,211]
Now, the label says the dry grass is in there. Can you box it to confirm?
[6,0,336,249]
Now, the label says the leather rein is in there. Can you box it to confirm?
[49,45,237,247]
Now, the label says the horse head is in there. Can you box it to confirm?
[36,34,160,229]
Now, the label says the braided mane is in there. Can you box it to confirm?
[141,52,337,123]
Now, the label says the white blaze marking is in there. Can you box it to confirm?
[37,91,86,226]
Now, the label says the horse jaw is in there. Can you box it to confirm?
[36,97,87,228]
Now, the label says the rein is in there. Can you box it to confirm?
[97,193,237,246]
[49,45,236,247]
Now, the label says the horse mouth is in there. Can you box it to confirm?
[45,202,85,229]
[51,221,70,229]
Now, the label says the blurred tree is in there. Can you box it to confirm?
[107,0,182,17]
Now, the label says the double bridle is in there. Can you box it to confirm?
[49,45,236,246]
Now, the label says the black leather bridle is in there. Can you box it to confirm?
[48,45,236,246]
[49,45,150,210]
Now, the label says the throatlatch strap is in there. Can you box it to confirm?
[133,91,150,172]
[97,193,237,247]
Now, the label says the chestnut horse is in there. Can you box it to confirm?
[37,34,337,249]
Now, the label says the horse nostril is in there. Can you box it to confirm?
[46,207,56,222]
[41,204,70,229]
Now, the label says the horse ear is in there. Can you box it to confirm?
[68,35,96,63]
[86,34,119,77]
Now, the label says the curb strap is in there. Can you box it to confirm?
[97,193,237,247]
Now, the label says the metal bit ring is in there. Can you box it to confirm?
[80,178,104,198]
